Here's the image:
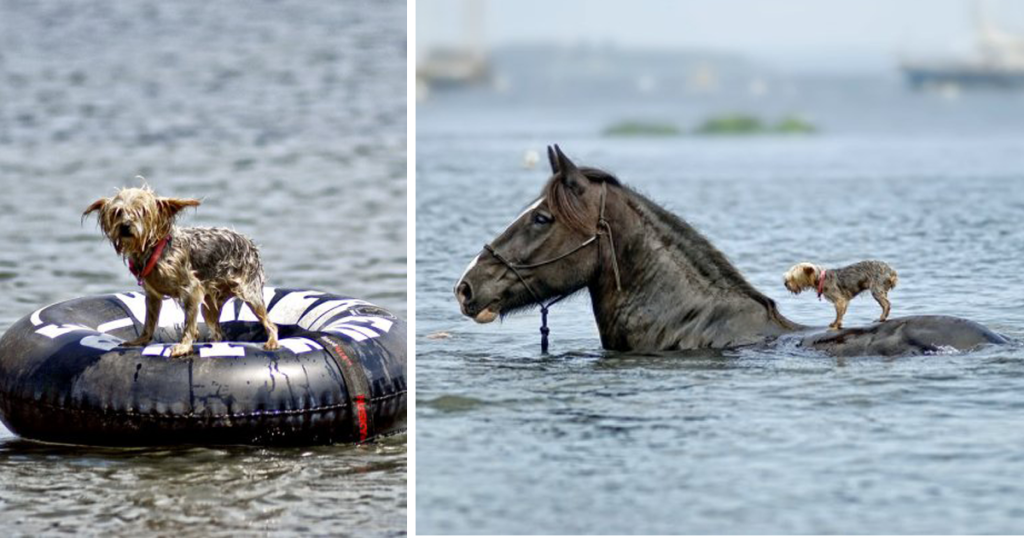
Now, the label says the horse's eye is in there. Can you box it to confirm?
[533,213,553,225]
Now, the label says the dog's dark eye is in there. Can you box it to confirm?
[533,212,553,225]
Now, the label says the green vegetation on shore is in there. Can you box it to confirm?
[603,121,682,137]
[694,114,764,135]
[772,115,817,134]
[603,114,818,137]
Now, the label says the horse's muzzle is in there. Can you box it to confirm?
[455,280,499,323]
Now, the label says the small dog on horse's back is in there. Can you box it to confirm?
[783,260,898,330]
[83,184,278,357]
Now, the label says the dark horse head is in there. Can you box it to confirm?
[455,145,620,324]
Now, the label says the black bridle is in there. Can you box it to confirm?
[483,182,622,353]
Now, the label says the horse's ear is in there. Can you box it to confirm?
[554,145,587,195]
[547,145,559,175]
[553,145,578,176]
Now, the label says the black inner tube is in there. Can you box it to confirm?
[0,288,407,446]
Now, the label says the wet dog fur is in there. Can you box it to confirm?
[784,260,898,330]
[84,186,278,357]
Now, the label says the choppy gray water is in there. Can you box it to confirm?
[0,1,406,535]
[417,70,1024,534]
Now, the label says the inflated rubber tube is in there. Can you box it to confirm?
[0,288,406,446]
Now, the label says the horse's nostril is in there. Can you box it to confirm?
[456,281,473,304]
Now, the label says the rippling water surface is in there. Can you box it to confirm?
[417,75,1024,534]
[0,1,406,534]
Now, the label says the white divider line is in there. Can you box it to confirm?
[97,318,134,333]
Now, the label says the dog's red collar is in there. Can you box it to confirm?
[816,268,827,299]
[129,235,170,286]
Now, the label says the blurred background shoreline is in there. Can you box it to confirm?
[418,0,1024,140]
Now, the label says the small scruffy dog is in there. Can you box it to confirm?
[84,185,279,357]
[783,260,898,330]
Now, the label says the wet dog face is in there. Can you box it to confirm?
[84,186,200,257]
[783,262,819,294]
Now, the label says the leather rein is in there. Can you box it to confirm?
[483,182,622,353]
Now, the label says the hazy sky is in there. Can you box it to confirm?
[418,0,1024,72]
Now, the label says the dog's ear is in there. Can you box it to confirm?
[803,265,815,276]
[83,198,107,218]
[157,197,201,218]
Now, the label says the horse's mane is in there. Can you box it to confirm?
[544,166,784,319]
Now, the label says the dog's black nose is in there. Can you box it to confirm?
[119,224,133,237]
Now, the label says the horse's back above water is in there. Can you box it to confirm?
[796,315,1007,356]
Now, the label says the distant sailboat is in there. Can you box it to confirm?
[901,0,1024,90]
[417,0,489,91]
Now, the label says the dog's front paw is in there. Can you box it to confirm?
[263,339,280,351]
[169,344,193,357]
[828,323,842,331]
[121,337,152,347]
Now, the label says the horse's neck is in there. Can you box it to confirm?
[588,195,794,350]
